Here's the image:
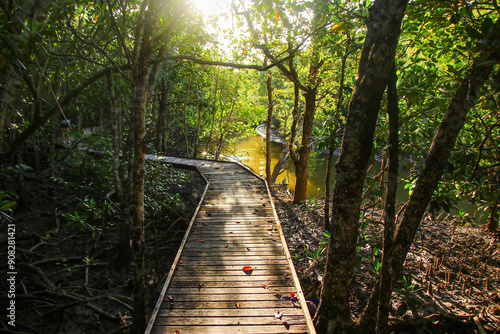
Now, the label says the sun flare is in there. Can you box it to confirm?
[191,0,231,16]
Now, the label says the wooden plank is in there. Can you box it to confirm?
[171,276,293,282]
[168,280,294,288]
[158,307,304,317]
[162,294,298,302]
[167,287,297,295]
[160,300,300,309]
[155,316,305,326]
[151,325,310,334]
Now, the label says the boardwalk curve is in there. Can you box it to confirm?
[145,156,316,334]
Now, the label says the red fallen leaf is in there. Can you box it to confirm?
[197,238,204,243]
[167,295,173,301]
[261,283,268,289]
[271,238,277,242]
[242,266,254,272]
[268,226,273,231]
[235,302,241,308]
[236,221,241,223]
[175,330,180,334]
[180,258,184,264]
[299,267,304,271]
[224,244,228,248]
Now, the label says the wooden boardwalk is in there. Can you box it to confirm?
[145,156,315,334]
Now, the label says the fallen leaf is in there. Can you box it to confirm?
[242,266,254,272]
[236,221,241,224]
[246,248,251,251]
[180,258,184,264]
[261,283,268,289]
[224,244,228,248]
[299,267,304,271]
[167,295,173,301]
[271,238,277,242]
[275,311,283,319]
[174,330,180,334]
[235,302,241,308]
[268,226,274,231]
[197,238,204,243]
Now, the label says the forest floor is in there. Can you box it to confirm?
[0,158,205,334]
[271,184,500,334]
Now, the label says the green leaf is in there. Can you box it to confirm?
[465,26,483,40]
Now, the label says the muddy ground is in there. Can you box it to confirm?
[271,184,500,334]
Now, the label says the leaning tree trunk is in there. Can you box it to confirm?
[389,18,500,303]
[315,0,409,333]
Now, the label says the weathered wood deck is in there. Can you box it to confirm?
[145,156,315,334]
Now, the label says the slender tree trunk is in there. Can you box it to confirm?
[293,88,317,204]
[129,2,162,331]
[324,37,351,231]
[206,67,220,155]
[316,1,409,332]
[376,66,399,334]
[266,71,273,186]
[193,107,202,158]
[182,74,193,157]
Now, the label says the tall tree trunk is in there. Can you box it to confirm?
[206,67,220,155]
[293,88,317,204]
[129,1,161,331]
[324,36,351,231]
[193,107,202,158]
[375,65,399,334]
[266,71,273,186]
[316,1,409,332]
[182,74,193,157]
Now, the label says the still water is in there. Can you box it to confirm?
[226,136,406,199]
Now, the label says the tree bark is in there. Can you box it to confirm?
[324,36,351,231]
[376,65,399,334]
[316,1,409,332]
[182,74,193,157]
[293,88,317,204]
[266,71,273,186]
